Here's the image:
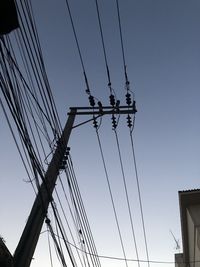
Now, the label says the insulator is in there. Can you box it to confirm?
[60,165,66,170]
[126,93,132,105]
[93,118,98,128]
[109,94,115,107]
[125,79,130,91]
[63,155,68,160]
[79,229,82,235]
[115,100,120,112]
[89,95,95,107]
[127,115,132,128]
[45,218,51,225]
[116,100,120,107]
[85,89,90,94]
[133,101,137,114]
[62,160,67,166]
[112,114,117,129]
[98,101,103,113]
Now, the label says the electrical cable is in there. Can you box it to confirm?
[13,31,53,148]
[14,12,60,140]
[94,127,128,267]
[68,155,101,267]
[129,129,150,267]
[0,40,59,210]
[65,158,101,267]
[1,36,55,139]
[94,0,111,88]
[58,173,90,267]
[113,129,140,267]
[54,187,85,267]
[63,0,91,95]
[0,95,37,194]
[50,201,78,267]
[47,223,54,267]
[115,0,128,83]
[22,0,62,135]
[17,1,62,136]
[42,230,176,265]
[46,217,68,267]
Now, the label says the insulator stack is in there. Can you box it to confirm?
[109,94,115,107]
[59,147,70,170]
[111,114,117,129]
[127,114,132,128]
[126,92,132,106]
[125,80,130,91]
[88,95,95,107]
[93,117,98,129]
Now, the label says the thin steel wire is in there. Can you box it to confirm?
[129,130,150,267]
[113,129,140,267]
[95,129,128,267]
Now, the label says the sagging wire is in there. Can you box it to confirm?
[94,0,121,128]
[115,0,138,133]
[23,0,62,135]
[112,122,140,267]
[65,155,101,267]
[50,200,78,267]
[51,143,100,267]
[127,119,150,267]
[1,36,55,143]
[54,186,85,267]
[16,0,62,137]
[92,118,129,267]
[41,230,176,265]
[0,95,37,195]
[46,223,54,267]
[0,42,46,190]
[63,0,100,111]
[13,32,53,151]
[45,217,68,267]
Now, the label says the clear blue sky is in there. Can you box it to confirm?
[1,1,200,267]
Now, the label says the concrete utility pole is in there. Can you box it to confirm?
[11,105,135,267]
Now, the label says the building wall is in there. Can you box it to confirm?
[187,205,200,267]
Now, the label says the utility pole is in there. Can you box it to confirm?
[12,105,135,267]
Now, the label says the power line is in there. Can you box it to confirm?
[42,230,176,265]
[94,0,111,88]
[66,155,102,267]
[46,223,54,267]
[115,0,128,83]
[63,0,91,96]
[16,0,62,136]
[113,128,140,267]
[54,186,85,267]
[129,129,150,267]
[94,122,128,267]
[46,218,68,267]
